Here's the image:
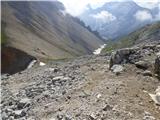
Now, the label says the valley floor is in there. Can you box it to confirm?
[1,53,160,120]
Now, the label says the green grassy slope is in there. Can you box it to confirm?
[102,22,160,53]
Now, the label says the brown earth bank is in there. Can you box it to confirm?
[1,42,160,120]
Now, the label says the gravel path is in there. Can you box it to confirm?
[1,53,160,120]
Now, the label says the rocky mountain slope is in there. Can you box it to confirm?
[1,1,104,74]
[1,1,104,59]
[1,41,160,120]
[79,1,159,39]
[103,22,160,52]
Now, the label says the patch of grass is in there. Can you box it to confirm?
[102,28,141,53]
[38,54,75,64]
[102,35,137,53]
[1,31,7,45]
[1,21,8,45]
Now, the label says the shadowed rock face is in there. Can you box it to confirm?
[1,46,36,74]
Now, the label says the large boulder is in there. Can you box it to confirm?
[155,53,160,78]
[109,48,135,69]
[135,60,151,70]
[111,65,124,75]
[149,86,160,105]
[17,98,31,110]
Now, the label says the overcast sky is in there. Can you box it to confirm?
[58,0,159,16]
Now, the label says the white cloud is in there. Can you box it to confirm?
[155,13,160,21]
[58,0,89,16]
[58,0,125,16]
[134,10,153,21]
[58,0,159,16]
[91,11,116,23]
[133,0,159,9]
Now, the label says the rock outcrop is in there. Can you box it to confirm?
[109,43,160,72]
[1,46,36,74]
[109,48,134,69]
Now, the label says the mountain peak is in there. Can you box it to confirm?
[79,0,156,40]
[102,1,140,11]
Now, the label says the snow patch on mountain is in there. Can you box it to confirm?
[93,44,106,55]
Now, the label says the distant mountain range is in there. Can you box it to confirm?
[1,1,104,60]
[79,1,160,40]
